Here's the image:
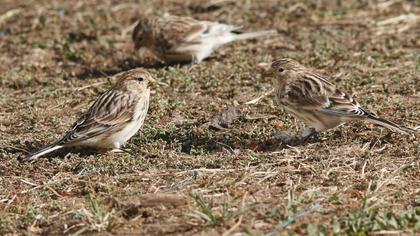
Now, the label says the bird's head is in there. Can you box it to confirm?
[132,17,151,50]
[114,68,155,92]
[266,58,305,86]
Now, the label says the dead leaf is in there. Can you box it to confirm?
[209,106,241,130]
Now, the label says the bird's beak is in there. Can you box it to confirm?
[147,77,156,87]
[148,77,156,84]
[257,62,275,78]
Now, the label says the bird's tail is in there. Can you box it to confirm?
[21,144,63,162]
[366,115,418,134]
[231,30,277,41]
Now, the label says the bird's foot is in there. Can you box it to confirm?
[299,128,319,143]
[186,59,200,70]
[111,148,136,156]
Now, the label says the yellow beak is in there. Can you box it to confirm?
[146,76,157,89]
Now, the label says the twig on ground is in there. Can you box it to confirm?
[222,192,248,236]
[279,202,321,228]
[244,89,274,105]
[157,170,198,192]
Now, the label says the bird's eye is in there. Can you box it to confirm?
[136,77,144,82]
[278,68,285,73]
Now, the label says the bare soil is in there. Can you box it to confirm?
[0,0,419,235]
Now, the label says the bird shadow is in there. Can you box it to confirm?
[150,127,323,155]
[255,131,320,152]
[146,120,249,155]
[75,57,169,80]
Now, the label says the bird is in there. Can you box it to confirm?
[267,58,418,141]
[132,14,277,64]
[22,68,154,162]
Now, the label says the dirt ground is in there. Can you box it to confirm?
[0,0,419,235]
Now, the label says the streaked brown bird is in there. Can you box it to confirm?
[23,68,154,162]
[267,58,418,140]
[132,15,276,63]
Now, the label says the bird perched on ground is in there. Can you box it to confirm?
[132,15,276,64]
[266,58,418,141]
[22,68,154,162]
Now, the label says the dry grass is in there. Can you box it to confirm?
[0,0,419,235]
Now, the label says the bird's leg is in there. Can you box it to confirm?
[186,56,200,70]
[191,56,198,65]
[191,54,202,65]
[299,127,318,142]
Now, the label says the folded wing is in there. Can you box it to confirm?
[58,90,136,145]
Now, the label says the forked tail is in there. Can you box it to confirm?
[22,144,63,162]
[367,115,418,134]
[232,30,277,41]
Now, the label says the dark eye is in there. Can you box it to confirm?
[278,68,284,73]
[136,77,144,82]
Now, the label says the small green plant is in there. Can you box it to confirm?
[288,207,419,235]
[58,34,82,61]
[72,194,118,234]
[188,192,252,227]
[341,198,419,235]
[0,71,33,89]
[189,192,218,226]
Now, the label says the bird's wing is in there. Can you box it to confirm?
[319,90,372,117]
[156,16,209,47]
[197,21,239,39]
[58,89,136,145]
[297,72,374,117]
[321,86,417,134]
[285,72,369,117]
[284,73,332,110]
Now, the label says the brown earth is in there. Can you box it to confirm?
[0,0,419,235]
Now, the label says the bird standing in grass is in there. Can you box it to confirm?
[132,15,276,64]
[267,58,418,141]
[23,68,154,162]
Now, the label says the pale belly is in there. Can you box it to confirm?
[165,43,215,63]
[106,115,146,148]
[106,91,150,148]
[280,99,344,132]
